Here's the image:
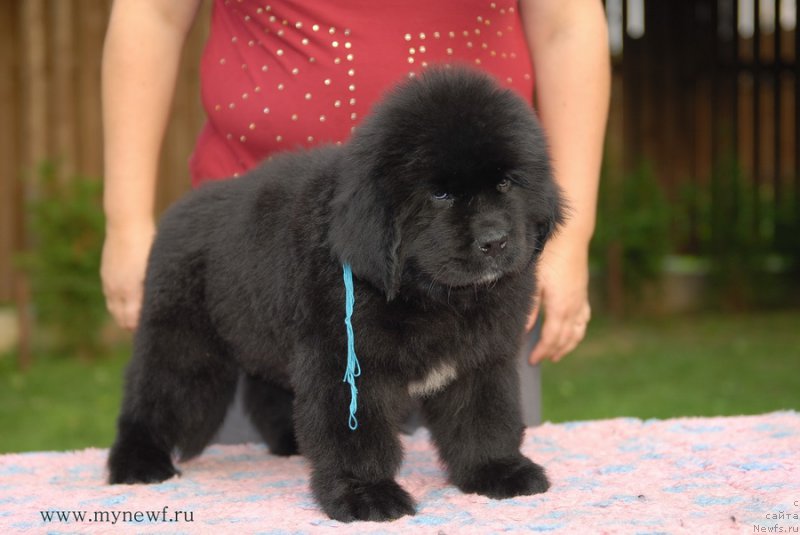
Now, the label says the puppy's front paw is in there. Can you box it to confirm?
[457,456,549,499]
[316,477,416,522]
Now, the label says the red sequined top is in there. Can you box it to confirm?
[189,0,534,187]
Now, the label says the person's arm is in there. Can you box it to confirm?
[101,0,202,330]
[519,0,610,362]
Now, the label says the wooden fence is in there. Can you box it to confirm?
[618,0,799,253]
[1,0,798,305]
[0,0,209,304]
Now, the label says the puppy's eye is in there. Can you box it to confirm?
[432,191,452,201]
[497,179,511,193]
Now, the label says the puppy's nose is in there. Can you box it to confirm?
[477,233,508,257]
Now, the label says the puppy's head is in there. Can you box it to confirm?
[330,66,564,300]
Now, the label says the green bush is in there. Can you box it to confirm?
[16,164,107,359]
[685,159,777,309]
[673,157,800,309]
[707,160,765,308]
[774,191,800,274]
[591,162,671,311]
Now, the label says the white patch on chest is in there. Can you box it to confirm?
[408,362,458,397]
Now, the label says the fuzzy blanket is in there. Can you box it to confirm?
[1,412,798,534]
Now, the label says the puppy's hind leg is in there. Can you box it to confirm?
[108,323,238,484]
[243,374,298,456]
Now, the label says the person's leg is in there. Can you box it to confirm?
[213,374,263,444]
[517,321,543,427]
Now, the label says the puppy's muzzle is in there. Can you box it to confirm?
[476,231,508,258]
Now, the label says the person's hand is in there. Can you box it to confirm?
[101,220,156,331]
[526,235,591,364]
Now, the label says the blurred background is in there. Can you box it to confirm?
[0,0,798,453]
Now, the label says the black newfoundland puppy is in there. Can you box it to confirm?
[108,67,563,522]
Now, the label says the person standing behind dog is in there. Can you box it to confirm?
[101,0,609,431]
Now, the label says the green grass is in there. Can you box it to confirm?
[541,310,800,422]
[1,311,798,453]
[0,347,128,454]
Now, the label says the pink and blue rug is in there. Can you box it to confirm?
[1,411,798,534]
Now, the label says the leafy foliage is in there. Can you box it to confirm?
[590,162,672,309]
[16,164,107,358]
[678,158,799,310]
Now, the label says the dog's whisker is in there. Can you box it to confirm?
[426,265,450,297]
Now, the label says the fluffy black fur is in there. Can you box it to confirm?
[108,67,564,522]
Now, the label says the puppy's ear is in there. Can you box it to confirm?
[329,169,404,301]
[534,179,568,255]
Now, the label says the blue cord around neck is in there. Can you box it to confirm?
[342,263,361,430]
